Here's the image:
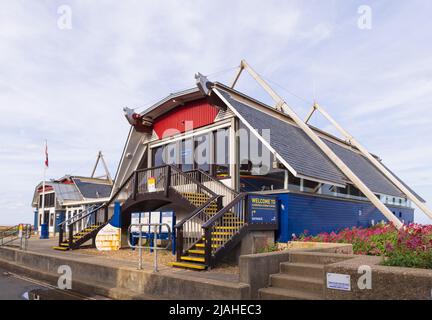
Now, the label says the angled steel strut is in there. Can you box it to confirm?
[225,59,406,229]
[91,151,113,184]
[305,102,432,221]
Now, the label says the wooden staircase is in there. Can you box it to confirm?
[51,165,249,271]
[170,213,243,270]
[172,186,248,271]
[52,223,105,251]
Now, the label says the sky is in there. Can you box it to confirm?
[1,0,432,225]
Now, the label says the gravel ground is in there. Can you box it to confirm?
[78,247,239,274]
[79,247,176,265]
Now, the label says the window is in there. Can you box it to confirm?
[337,186,349,196]
[43,211,49,224]
[287,172,301,192]
[181,138,194,172]
[214,128,230,178]
[39,192,55,208]
[239,124,285,192]
[303,180,320,193]
[195,133,211,173]
[152,146,164,167]
[320,184,336,196]
[49,213,54,227]
[165,142,179,166]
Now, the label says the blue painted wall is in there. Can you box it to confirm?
[54,211,65,234]
[275,193,414,242]
[33,210,38,230]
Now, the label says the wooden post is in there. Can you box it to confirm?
[69,223,74,249]
[216,196,223,212]
[133,171,139,200]
[176,226,183,261]
[58,224,63,245]
[104,206,109,223]
[165,166,171,198]
[204,227,212,268]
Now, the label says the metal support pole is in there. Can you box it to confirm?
[221,59,405,229]
[138,225,143,270]
[153,225,158,272]
[165,166,171,197]
[59,224,63,245]
[230,65,244,89]
[69,223,73,249]
[312,102,432,221]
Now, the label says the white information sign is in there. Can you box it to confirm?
[326,273,351,291]
[131,213,141,233]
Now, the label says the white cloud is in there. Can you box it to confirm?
[0,1,431,226]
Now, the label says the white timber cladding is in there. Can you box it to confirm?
[226,60,404,229]
[111,129,150,196]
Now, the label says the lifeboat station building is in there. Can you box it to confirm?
[52,63,432,271]
[32,174,113,236]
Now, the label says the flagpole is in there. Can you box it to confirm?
[41,140,47,235]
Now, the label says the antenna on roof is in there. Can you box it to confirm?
[91,151,113,184]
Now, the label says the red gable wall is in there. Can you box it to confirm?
[153,99,219,139]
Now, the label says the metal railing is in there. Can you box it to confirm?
[1,224,32,249]
[174,195,223,260]
[184,169,238,206]
[202,193,248,267]
[127,223,172,271]
[58,205,108,248]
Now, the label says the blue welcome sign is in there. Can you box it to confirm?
[248,195,278,226]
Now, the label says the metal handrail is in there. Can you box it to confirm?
[1,224,32,248]
[0,225,19,238]
[58,204,99,227]
[202,193,247,229]
[184,169,238,196]
[127,223,172,271]
[174,194,222,229]
[169,165,217,198]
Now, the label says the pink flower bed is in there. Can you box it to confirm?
[297,223,432,269]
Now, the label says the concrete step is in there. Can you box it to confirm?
[270,274,324,294]
[259,286,323,300]
[187,249,205,255]
[169,261,207,271]
[289,252,353,265]
[181,256,205,263]
[280,262,324,279]
[52,246,69,251]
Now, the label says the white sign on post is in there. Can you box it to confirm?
[131,213,141,233]
[326,273,351,291]
[161,212,173,233]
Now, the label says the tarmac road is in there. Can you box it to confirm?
[0,267,101,300]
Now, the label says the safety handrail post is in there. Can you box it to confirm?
[165,165,171,197]
[133,171,139,200]
[59,224,63,245]
[204,227,212,267]
[176,226,183,261]
[128,222,172,271]
[104,206,108,223]
[216,196,223,212]
[68,222,74,249]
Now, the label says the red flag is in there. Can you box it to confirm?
[44,141,49,168]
